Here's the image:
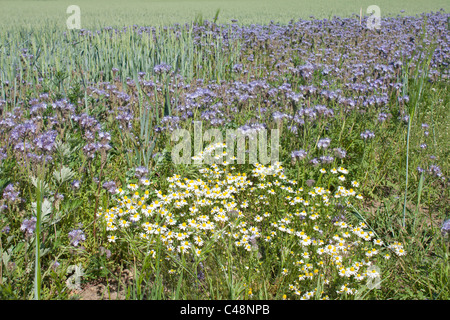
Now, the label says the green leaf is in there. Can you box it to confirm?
[53,166,75,185]
[30,176,50,194]
[32,197,52,225]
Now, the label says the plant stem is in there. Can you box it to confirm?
[34,178,44,300]
[402,117,412,228]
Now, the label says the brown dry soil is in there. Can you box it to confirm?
[74,268,133,300]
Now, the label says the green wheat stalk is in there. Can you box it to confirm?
[34,178,44,300]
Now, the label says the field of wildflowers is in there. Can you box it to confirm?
[0,2,449,301]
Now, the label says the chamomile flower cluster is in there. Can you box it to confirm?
[99,142,406,300]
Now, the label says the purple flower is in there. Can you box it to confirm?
[288,125,298,134]
[291,149,307,160]
[331,214,346,223]
[98,131,111,144]
[2,184,20,203]
[319,155,334,164]
[232,64,243,73]
[309,158,320,166]
[153,63,172,74]
[116,109,134,129]
[83,142,100,159]
[71,180,81,190]
[135,166,149,178]
[441,219,450,236]
[52,261,60,271]
[34,130,58,154]
[75,113,100,131]
[197,262,205,281]
[428,165,443,178]
[102,181,117,194]
[378,112,389,123]
[14,141,33,153]
[21,217,37,235]
[237,123,266,137]
[116,91,131,102]
[317,138,331,149]
[360,130,375,140]
[333,147,347,159]
[68,229,86,247]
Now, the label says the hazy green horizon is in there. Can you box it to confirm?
[0,0,448,31]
